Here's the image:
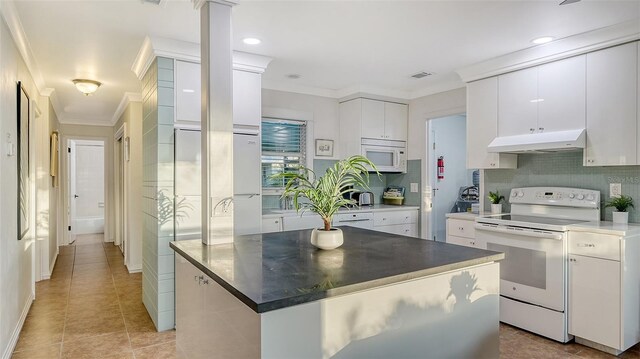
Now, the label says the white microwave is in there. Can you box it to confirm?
[361,138,407,173]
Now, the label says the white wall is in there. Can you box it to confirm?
[59,124,114,243]
[113,101,143,272]
[262,88,339,159]
[0,14,38,359]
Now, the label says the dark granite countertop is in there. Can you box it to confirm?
[170,227,504,313]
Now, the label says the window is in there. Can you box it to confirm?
[261,119,307,190]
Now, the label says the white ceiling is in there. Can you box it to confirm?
[12,0,640,125]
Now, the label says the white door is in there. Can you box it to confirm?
[67,141,76,244]
[72,142,105,235]
[117,137,125,252]
[233,133,262,235]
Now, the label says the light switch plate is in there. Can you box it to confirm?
[610,183,622,198]
[410,183,419,193]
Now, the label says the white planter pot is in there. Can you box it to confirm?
[491,204,502,214]
[311,228,344,250]
[612,211,629,224]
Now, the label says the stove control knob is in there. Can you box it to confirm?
[586,194,595,201]
[577,194,585,200]
[568,193,575,199]
[511,191,518,197]
[517,191,524,197]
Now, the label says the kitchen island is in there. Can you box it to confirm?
[170,227,504,358]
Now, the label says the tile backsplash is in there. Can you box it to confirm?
[262,159,422,210]
[484,152,640,223]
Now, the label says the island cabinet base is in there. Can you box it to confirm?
[175,256,500,359]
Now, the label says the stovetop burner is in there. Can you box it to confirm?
[491,215,589,226]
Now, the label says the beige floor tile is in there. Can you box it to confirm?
[12,343,61,359]
[133,341,178,358]
[60,332,132,359]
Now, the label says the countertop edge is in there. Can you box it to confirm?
[567,221,640,236]
[170,241,504,314]
[263,205,420,218]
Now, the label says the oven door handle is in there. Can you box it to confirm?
[474,224,563,240]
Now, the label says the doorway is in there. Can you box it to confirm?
[115,129,126,255]
[427,115,478,242]
[66,139,105,245]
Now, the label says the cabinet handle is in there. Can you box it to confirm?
[577,243,595,248]
[529,128,535,133]
[538,127,544,132]
[202,278,209,285]
[275,220,279,223]
[470,241,475,245]
[569,258,577,262]
[194,275,200,282]
[459,227,464,231]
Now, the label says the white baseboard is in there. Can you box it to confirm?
[2,292,34,359]
[127,264,142,274]
[43,251,59,281]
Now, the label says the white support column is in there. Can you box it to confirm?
[195,0,237,245]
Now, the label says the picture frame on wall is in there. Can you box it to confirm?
[17,81,30,240]
[315,139,334,157]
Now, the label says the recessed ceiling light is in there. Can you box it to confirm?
[531,36,554,45]
[72,79,101,96]
[286,74,301,79]
[243,38,261,45]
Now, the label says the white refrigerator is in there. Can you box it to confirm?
[174,129,262,239]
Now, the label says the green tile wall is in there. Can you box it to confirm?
[142,57,176,331]
[387,160,422,207]
[484,152,640,223]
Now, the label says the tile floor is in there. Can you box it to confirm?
[11,234,640,358]
[12,234,177,358]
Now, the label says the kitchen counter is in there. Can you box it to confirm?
[172,227,503,358]
[568,221,640,236]
[171,226,503,313]
[446,211,503,220]
[262,204,419,219]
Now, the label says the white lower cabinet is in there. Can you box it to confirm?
[282,215,325,231]
[373,209,419,237]
[262,217,283,233]
[446,218,484,248]
[568,231,640,354]
[568,254,620,349]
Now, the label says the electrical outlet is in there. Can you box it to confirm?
[610,183,622,198]
[410,183,419,193]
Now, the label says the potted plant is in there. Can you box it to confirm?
[606,195,634,224]
[488,190,505,214]
[273,155,378,250]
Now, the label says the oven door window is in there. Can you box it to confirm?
[365,150,394,167]
[487,243,546,289]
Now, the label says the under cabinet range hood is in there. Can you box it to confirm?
[487,129,586,154]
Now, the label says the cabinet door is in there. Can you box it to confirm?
[375,224,417,237]
[361,99,385,139]
[466,78,517,169]
[585,43,638,166]
[339,99,363,158]
[176,60,201,123]
[384,102,408,141]
[233,70,262,127]
[282,216,324,231]
[498,67,538,136]
[538,55,586,132]
[262,218,282,233]
[175,257,205,356]
[446,235,478,248]
[569,254,621,349]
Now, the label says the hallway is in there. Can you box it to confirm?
[12,235,177,358]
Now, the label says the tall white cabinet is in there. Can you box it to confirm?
[466,77,517,169]
[584,42,638,166]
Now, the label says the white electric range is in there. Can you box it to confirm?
[475,187,600,343]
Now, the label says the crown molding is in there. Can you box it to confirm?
[457,19,640,83]
[131,36,272,79]
[0,1,47,94]
[192,0,238,10]
[111,92,143,126]
[58,117,114,127]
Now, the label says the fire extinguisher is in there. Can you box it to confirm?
[437,156,445,180]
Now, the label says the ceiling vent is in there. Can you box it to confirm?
[410,71,434,79]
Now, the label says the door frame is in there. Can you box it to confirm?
[61,135,108,245]
[114,123,128,264]
[422,110,466,241]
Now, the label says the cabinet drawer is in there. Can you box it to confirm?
[447,219,476,239]
[447,235,479,248]
[569,232,621,261]
[373,210,417,226]
[374,224,417,237]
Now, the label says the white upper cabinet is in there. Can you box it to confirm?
[585,42,638,166]
[467,78,517,169]
[384,102,409,141]
[176,60,201,124]
[497,55,586,137]
[538,56,586,133]
[361,99,385,139]
[498,67,538,136]
[360,99,408,141]
[232,70,262,128]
